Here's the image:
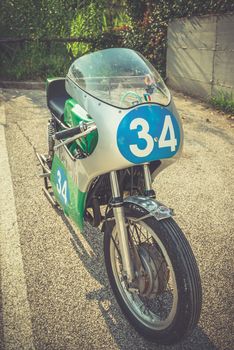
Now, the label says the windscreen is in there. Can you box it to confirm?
[67,48,170,109]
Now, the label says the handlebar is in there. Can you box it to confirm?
[54,124,84,140]
[53,122,97,151]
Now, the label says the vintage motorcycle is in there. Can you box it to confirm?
[37,48,202,345]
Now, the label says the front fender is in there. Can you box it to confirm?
[101,195,173,233]
[124,196,174,221]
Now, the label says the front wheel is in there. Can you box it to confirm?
[104,204,202,345]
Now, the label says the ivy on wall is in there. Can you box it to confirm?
[122,0,234,76]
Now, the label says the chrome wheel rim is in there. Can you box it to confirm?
[110,219,178,330]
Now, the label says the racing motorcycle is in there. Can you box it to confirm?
[37,48,202,345]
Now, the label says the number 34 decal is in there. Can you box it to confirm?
[130,115,177,157]
[117,105,181,163]
[56,167,70,205]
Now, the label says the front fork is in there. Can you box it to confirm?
[109,164,154,283]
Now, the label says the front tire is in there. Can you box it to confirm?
[104,203,202,345]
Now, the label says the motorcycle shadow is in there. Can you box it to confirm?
[56,208,218,350]
[86,289,218,350]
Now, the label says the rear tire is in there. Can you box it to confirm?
[104,203,202,345]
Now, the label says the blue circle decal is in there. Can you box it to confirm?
[117,105,181,164]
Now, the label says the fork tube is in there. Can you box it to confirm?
[143,163,155,198]
[109,171,134,282]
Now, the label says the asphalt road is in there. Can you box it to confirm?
[0,88,233,350]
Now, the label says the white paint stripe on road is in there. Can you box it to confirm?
[0,100,35,350]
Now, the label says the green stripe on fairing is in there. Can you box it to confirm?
[64,98,98,155]
[50,154,87,230]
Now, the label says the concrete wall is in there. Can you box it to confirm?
[166,14,234,99]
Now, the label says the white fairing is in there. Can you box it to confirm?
[64,48,183,193]
[65,79,183,193]
[65,83,133,191]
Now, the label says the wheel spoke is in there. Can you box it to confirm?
[111,236,121,261]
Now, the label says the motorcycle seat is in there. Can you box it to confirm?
[47,78,70,120]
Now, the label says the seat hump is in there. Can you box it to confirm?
[47,78,70,119]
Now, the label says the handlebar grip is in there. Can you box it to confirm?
[54,125,83,140]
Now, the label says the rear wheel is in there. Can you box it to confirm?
[104,203,202,345]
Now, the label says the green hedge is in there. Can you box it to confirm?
[0,1,124,80]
